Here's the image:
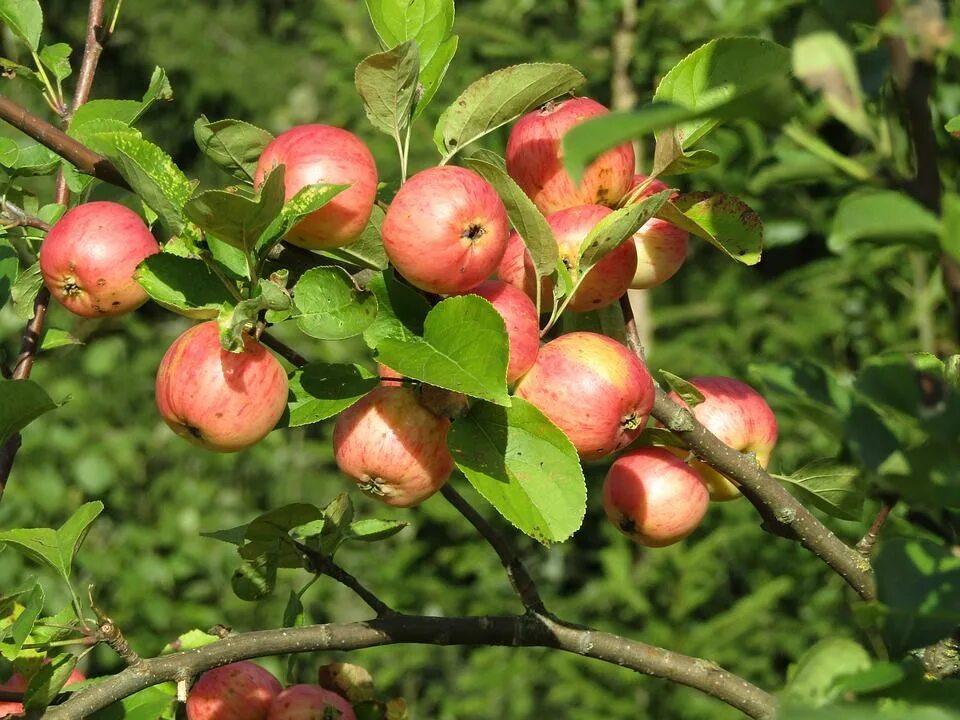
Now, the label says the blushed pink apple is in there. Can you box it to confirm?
[39,201,159,318]
[626,175,688,289]
[549,205,637,312]
[186,661,281,720]
[667,376,778,501]
[494,230,554,305]
[382,166,509,294]
[506,97,635,214]
[603,447,709,547]
[515,332,654,459]
[254,124,378,249]
[455,280,539,383]
[267,684,355,720]
[333,385,454,507]
[155,321,289,452]
[0,667,86,716]
[376,363,404,386]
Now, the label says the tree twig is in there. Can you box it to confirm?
[44,614,776,720]
[259,332,308,368]
[292,541,395,617]
[441,484,548,614]
[856,496,898,558]
[0,198,52,231]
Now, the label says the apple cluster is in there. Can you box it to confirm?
[185,661,356,720]
[34,93,779,549]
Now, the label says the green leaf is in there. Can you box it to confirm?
[0,501,103,583]
[347,518,408,542]
[362,270,431,348]
[38,43,70,82]
[365,0,453,61]
[661,193,763,264]
[231,552,277,601]
[0,142,58,175]
[322,205,389,271]
[559,303,626,345]
[185,166,285,255]
[135,254,236,319]
[416,34,457,118]
[654,36,790,148]
[286,363,378,428]
[651,131,720,178]
[87,684,178,720]
[448,397,586,543]
[1,583,42,660]
[355,40,420,138]
[578,191,670,276]
[257,182,348,256]
[563,103,712,182]
[0,0,43,51]
[0,379,58,446]
[783,638,872,706]
[793,31,872,140]
[434,63,585,161]
[292,266,378,341]
[776,461,864,521]
[23,653,76,712]
[660,371,705,408]
[946,115,960,135]
[875,537,960,656]
[828,190,941,253]
[70,100,142,134]
[193,115,273,183]
[39,328,81,352]
[830,662,905,696]
[464,153,557,276]
[160,629,221,654]
[374,295,510,405]
[93,133,194,235]
[0,239,19,308]
[283,590,305,629]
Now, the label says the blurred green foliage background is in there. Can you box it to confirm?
[1,0,959,717]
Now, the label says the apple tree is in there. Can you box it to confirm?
[0,0,958,718]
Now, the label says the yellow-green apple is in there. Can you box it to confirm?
[549,205,637,312]
[39,201,159,318]
[333,385,454,506]
[515,332,654,459]
[455,280,539,383]
[667,376,779,500]
[626,175,688,289]
[267,684,355,720]
[494,230,553,305]
[0,667,85,717]
[186,661,281,720]
[506,97,634,214]
[155,321,289,452]
[382,166,509,294]
[603,447,709,547]
[254,124,378,249]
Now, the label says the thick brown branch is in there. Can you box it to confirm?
[45,614,776,720]
[0,95,128,190]
[441,484,547,614]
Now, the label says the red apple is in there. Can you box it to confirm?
[494,230,554,305]
[626,175,688,289]
[549,205,637,312]
[333,385,454,507]
[376,363,404,386]
[267,684,355,720]
[455,280,539,383]
[39,201,159,318]
[155,321,289,452]
[254,124,378,249]
[515,332,654,459]
[382,166,509,294]
[603,447,709,547]
[0,667,85,716]
[506,97,635,214]
[667,376,778,501]
[186,661,281,720]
